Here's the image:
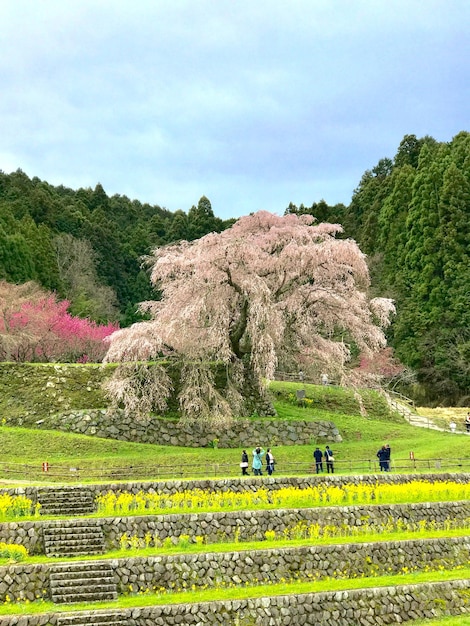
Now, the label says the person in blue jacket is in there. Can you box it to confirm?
[252,446,265,476]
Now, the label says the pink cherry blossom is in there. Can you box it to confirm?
[104,211,395,424]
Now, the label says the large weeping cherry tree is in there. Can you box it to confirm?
[104,211,395,427]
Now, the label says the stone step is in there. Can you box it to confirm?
[45,529,103,538]
[57,613,129,626]
[46,545,105,555]
[38,493,95,503]
[51,570,115,582]
[44,524,105,557]
[41,504,95,516]
[50,563,118,604]
[51,577,117,590]
[46,546,105,558]
[44,536,104,552]
[52,589,118,604]
[44,533,105,544]
[45,520,102,530]
[50,561,114,575]
[46,544,104,552]
[38,489,93,497]
[37,488,96,516]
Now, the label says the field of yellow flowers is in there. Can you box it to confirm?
[96,480,470,516]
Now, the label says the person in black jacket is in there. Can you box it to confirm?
[266,448,275,475]
[384,443,391,471]
[377,445,387,471]
[240,450,249,475]
[313,447,323,473]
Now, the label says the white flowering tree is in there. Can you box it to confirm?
[104,211,394,426]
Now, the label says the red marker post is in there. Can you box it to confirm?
[42,462,49,472]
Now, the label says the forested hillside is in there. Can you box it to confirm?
[0,174,230,324]
[0,131,469,404]
[288,131,470,405]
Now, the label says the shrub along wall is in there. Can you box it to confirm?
[1,500,470,554]
[1,580,470,625]
[5,408,342,447]
[0,536,469,603]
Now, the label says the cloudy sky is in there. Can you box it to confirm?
[1,1,468,220]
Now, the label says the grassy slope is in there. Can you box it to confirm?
[417,406,470,432]
[0,364,468,481]
[0,362,111,421]
[0,393,468,483]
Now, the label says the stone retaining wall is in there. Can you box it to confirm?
[7,408,342,447]
[0,536,469,604]
[0,563,49,603]
[110,535,470,595]
[100,500,470,547]
[2,500,470,555]
[1,580,470,625]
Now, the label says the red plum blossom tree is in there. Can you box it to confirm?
[104,211,395,426]
[0,280,118,362]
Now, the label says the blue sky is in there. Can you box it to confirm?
[1,0,468,220]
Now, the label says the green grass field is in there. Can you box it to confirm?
[0,389,468,485]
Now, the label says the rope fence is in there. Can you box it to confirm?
[1,457,468,484]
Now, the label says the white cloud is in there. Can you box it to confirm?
[0,0,468,218]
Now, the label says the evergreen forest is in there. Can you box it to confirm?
[1,131,469,405]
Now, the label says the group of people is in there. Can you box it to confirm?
[241,442,397,476]
[313,445,335,473]
[240,447,275,476]
[376,443,391,471]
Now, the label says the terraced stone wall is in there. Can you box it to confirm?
[6,408,342,447]
[101,500,470,546]
[2,500,470,555]
[111,536,470,594]
[84,470,470,497]
[1,580,470,625]
[0,537,469,604]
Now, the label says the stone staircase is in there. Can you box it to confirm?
[56,610,129,625]
[50,561,118,604]
[44,519,106,557]
[37,486,96,516]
